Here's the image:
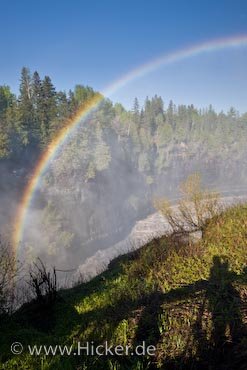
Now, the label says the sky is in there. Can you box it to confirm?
[0,0,247,112]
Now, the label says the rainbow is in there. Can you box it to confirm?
[12,34,247,255]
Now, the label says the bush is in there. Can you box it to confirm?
[154,173,222,235]
[28,258,57,305]
[0,239,20,314]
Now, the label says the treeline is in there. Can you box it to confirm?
[0,67,101,160]
[117,96,247,181]
[2,67,247,269]
[1,67,247,183]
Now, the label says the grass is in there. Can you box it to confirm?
[1,204,247,369]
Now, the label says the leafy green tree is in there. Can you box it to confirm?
[74,85,95,105]
[0,121,9,158]
[93,122,111,172]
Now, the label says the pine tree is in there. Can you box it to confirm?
[167,100,175,128]
[132,97,140,125]
[18,67,34,145]
[151,95,164,116]
[31,71,43,142]
[39,76,57,145]
[0,86,14,157]
[57,91,70,122]
[132,97,139,114]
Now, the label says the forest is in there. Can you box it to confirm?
[1,68,247,370]
[1,67,247,273]
[1,67,247,170]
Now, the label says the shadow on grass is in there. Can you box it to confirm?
[132,255,247,369]
[1,253,247,369]
[73,254,247,369]
[0,250,142,363]
[52,253,247,369]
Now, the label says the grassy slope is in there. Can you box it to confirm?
[1,204,247,369]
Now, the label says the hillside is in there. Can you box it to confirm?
[1,203,247,369]
[1,72,247,271]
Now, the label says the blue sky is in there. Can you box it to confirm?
[1,0,247,112]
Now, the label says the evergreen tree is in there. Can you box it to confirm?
[31,71,43,142]
[68,89,78,116]
[57,91,70,122]
[167,100,175,128]
[151,95,164,116]
[0,86,14,157]
[18,67,34,145]
[132,97,140,125]
[39,76,57,145]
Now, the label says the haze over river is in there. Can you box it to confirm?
[74,193,247,282]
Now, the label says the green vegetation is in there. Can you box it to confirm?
[154,173,221,235]
[1,203,247,369]
[1,70,247,368]
[0,67,102,162]
[2,68,247,262]
[0,240,20,315]
[1,68,247,176]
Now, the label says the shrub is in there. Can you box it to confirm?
[0,239,20,314]
[28,258,57,305]
[154,173,221,235]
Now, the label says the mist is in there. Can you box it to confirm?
[1,76,247,284]
[3,97,244,285]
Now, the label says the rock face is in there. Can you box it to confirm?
[39,166,153,267]
[21,116,247,273]
[39,144,247,268]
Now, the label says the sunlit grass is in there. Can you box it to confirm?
[1,204,247,369]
